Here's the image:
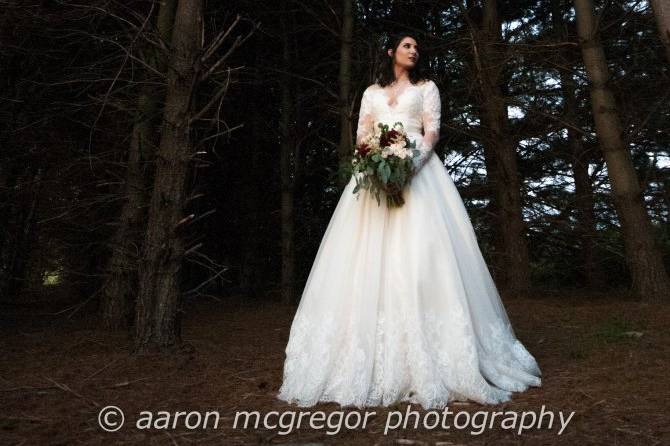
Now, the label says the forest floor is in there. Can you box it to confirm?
[1,290,669,446]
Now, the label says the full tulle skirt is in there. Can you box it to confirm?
[277,146,541,409]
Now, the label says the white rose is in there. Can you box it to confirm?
[389,142,403,154]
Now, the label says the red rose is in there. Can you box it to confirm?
[357,143,371,157]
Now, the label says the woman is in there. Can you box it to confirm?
[277,34,541,409]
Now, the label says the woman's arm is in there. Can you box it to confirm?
[355,86,374,146]
[412,80,442,175]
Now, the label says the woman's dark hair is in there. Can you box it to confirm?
[375,33,427,87]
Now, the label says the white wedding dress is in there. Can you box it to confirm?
[277,80,541,409]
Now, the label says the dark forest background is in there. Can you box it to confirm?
[1,0,669,352]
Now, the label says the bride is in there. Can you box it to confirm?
[277,34,541,410]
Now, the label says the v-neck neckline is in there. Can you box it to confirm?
[383,83,414,109]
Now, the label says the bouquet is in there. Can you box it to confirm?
[350,122,419,208]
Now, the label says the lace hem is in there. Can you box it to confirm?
[278,304,541,410]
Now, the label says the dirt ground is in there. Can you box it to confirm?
[1,290,669,445]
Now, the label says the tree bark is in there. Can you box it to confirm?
[239,37,265,297]
[574,0,670,302]
[650,0,670,64]
[474,0,530,295]
[552,0,602,288]
[337,0,354,173]
[135,0,202,352]
[101,0,177,330]
[562,72,603,287]
[6,167,43,301]
[280,1,296,304]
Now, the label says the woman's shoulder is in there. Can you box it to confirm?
[364,83,382,93]
[417,78,437,89]
[418,79,440,99]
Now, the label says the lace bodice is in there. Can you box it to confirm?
[356,80,441,155]
[355,80,441,174]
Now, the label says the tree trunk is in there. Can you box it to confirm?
[552,0,602,288]
[239,37,264,297]
[574,0,670,302]
[562,72,602,287]
[475,0,530,295]
[650,0,670,64]
[239,108,264,296]
[280,2,296,304]
[480,125,505,284]
[337,0,354,173]
[101,0,177,330]
[135,0,202,352]
[7,167,43,301]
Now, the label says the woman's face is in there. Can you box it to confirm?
[388,36,419,70]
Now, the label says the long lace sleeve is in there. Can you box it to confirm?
[355,86,375,147]
[412,80,441,174]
